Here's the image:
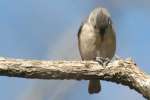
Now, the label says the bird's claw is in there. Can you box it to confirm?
[96,57,110,67]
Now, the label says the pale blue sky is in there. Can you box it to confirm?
[0,1,149,100]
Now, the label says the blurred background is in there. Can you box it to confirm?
[0,0,149,100]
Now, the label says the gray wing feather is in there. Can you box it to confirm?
[77,23,84,60]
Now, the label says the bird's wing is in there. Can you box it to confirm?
[77,22,84,60]
[77,22,84,38]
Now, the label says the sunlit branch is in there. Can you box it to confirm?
[0,57,149,99]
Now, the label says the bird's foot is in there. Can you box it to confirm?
[96,57,104,65]
[96,57,110,67]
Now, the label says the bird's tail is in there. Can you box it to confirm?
[88,80,101,94]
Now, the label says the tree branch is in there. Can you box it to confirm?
[0,57,149,99]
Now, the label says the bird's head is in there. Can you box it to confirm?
[88,7,112,32]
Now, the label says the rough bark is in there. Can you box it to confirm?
[0,57,149,99]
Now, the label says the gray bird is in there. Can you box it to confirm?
[78,7,116,94]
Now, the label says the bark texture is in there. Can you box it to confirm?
[0,57,149,99]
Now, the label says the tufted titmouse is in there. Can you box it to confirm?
[78,7,116,94]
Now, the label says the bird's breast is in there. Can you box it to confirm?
[80,31,97,49]
[79,30,100,60]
